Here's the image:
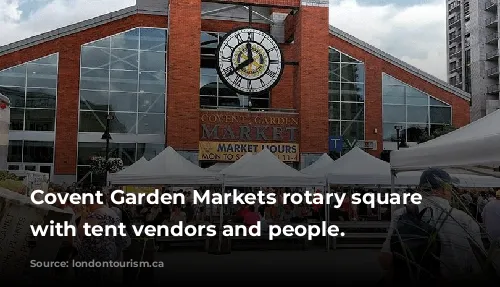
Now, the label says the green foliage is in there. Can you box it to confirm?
[417,125,457,143]
[0,170,20,181]
[0,179,26,194]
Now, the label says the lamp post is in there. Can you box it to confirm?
[394,125,403,150]
[101,113,114,186]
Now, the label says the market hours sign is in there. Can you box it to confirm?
[216,27,284,95]
[199,141,299,162]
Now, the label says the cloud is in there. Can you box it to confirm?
[329,0,447,80]
[0,0,135,46]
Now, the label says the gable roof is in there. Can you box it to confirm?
[329,26,470,102]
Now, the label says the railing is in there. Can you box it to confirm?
[449,1,461,11]
[487,66,499,76]
[449,48,461,58]
[486,50,499,59]
[486,33,499,43]
[465,41,471,48]
[449,18,461,27]
[485,0,497,10]
[200,106,298,113]
[487,84,500,93]
[450,64,462,72]
[449,33,461,43]
[485,16,498,26]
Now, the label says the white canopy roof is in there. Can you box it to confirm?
[327,147,392,185]
[300,153,336,175]
[108,157,149,183]
[395,170,500,188]
[109,146,220,185]
[221,149,324,187]
[391,109,500,171]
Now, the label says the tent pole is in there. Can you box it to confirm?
[377,185,382,220]
[218,176,225,253]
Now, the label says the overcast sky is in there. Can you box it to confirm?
[0,0,447,80]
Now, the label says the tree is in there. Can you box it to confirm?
[417,125,457,143]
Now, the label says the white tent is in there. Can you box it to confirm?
[205,163,231,172]
[110,157,148,177]
[109,146,220,185]
[327,147,391,185]
[391,109,500,171]
[395,170,500,188]
[300,153,335,175]
[221,149,324,187]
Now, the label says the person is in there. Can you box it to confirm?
[258,205,269,232]
[243,205,260,227]
[234,204,249,223]
[379,168,485,285]
[74,189,131,283]
[482,190,500,241]
[170,204,187,224]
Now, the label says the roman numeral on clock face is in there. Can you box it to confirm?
[248,32,254,42]
[222,66,233,76]
[270,59,280,64]
[233,75,243,86]
[235,33,244,44]
[266,69,278,78]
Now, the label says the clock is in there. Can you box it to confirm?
[216,27,284,95]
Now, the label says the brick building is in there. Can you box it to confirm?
[0,0,470,184]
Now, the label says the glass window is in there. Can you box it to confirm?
[383,85,406,104]
[79,28,167,138]
[110,49,138,70]
[80,90,109,111]
[0,87,25,107]
[406,88,429,106]
[329,63,340,82]
[79,111,107,132]
[26,88,56,109]
[329,82,340,101]
[32,55,58,65]
[329,49,341,62]
[26,64,57,88]
[382,123,401,141]
[341,53,361,63]
[341,83,364,102]
[109,143,136,166]
[0,66,26,87]
[382,73,453,147]
[80,68,110,90]
[109,92,137,112]
[407,106,429,123]
[7,140,22,162]
[78,142,106,165]
[329,102,340,119]
[23,141,54,163]
[140,28,167,52]
[328,120,341,136]
[430,107,452,124]
[138,113,165,134]
[81,47,110,69]
[341,64,364,82]
[10,108,24,130]
[383,105,406,122]
[341,121,364,141]
[341,102,364,121]
[111,113,137,134]
[137,143,164,160]
[25,109,55,131]
[138,93,164,113]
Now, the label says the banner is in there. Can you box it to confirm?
[123,186,156,194]
[199,141,299,162]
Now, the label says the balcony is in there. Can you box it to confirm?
[486,50,500,60]
[449,18,461,28]
[487,84,500,94]
[449,33,462,43]
[450,64,462,73]
[485,0,497,11]
[464,41,471,48]
[449,48,461,58]
[486,33,499,44]
[487,66,500,77]
[485,16,499,28]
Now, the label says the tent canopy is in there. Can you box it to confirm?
[109,146,220,185]
[301,153,335,175]
[221,149,324,187]
[391,109,500,171]
[395,170,500,188]
[327,147,391,185]
[113,157,148,175]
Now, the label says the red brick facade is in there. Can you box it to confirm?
[0,0,470,177]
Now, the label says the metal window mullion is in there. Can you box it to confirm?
[23,63,28,133]
[137,28,141,136]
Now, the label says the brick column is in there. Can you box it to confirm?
[295,1,329,160]
[167,0,202,153]
[54,46,80,180]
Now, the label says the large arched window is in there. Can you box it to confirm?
[0,53,58,175]
[77,27,167,184]
[382,73,452,149]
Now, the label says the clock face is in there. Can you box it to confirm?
[216,27,284,95]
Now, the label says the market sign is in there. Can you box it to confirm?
[200,111,299,143]
[198,141,299,162]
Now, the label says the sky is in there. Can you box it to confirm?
[0,0,447,80]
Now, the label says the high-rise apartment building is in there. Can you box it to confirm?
[447,0,500,120]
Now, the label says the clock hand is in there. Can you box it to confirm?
[246,42,253,61]
[226,58,252,76]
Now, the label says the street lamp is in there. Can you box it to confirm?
[394,125,403,150]
[101,113,114,186]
